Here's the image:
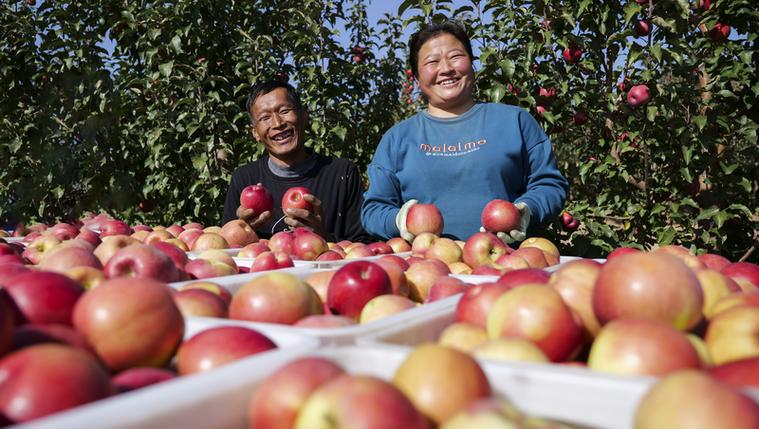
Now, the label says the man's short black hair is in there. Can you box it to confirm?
[246,79,304,124]
[408,20,474,78]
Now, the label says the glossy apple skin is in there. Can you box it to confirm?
[295,374,429,429]
[593,252,703,331]
[282,187,313,212]
[176,326,276,376]
[455,282,514,328]
[393,343,490,425]
[721,262,759,290]
[0,344,114,424]
[588,318,701,376]
[220,219,259,248]
[634,370,759,429]
[103,243,181,282]
[172,289,228,318]
[487,284,583,362]
[481,199,520,233]
[359,295,417,324]
[239,184,274,215]
[229,272,323,324]
[549,259,603,339]
[11,323,92,352]
[247,357,345,429]
[705,305,759,365]
[112,367,177,393]
[99,219,131,237]
[709,357,759,389]
[406,203,444,236]
[0,289,16,356]
[4,271,85,326]
[72,277,185,372]
[327,261,392,319]
[293,315,356,328]
[462,232,509,269]
[405,259,450,303]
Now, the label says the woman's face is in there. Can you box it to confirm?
[416,33,475,114]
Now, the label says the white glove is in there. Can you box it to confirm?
[395,199,417,242]
[479,202,531,245]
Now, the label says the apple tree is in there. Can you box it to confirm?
[397,0,758,261]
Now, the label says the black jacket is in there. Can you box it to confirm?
[221,153,372,243]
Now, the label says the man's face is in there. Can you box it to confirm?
[250,87,306,162]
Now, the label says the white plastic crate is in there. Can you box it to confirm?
[233,251,413,270]
[15,318,319,429]
[169,267,465,346]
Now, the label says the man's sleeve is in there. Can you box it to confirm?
[221,170,243,225]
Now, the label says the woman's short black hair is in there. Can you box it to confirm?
[408,20,474,78]
[246,79,303,124]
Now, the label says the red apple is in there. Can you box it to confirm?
[410,232,437,256]
[93,235,138,265]
[549,259,604,339]
[220,219,259,248]
[721,262,759,290]
[405,259,450,303]
[496,268,550,287]
[425,276,468,303]
[103,243,180,282]
[709,23,731,42]
[247,357,345,429]
[695,268,742,319]
[392,343,490,425]
[455,282,515,328]
[437,322,488,353]
[593,252,703,331]
[562,46,582,63]
[282,187,313,212]
[386,237,412,253]
[75,228,101,247]
[12,323,91,352]
[572,111,589,125]
[72,277,184,371]
[237,242,270,259]
[0,290,16,356]
[191,232,229,251]
[634,370,759,429]
[487,284,583,362]
[588,318,701,376]
[166,224,184,238]
[4,271,84,326]
[606,246,640,260]
[184,258,237,279]
[112,367,176,393]
[179,281,232,305]
[406,203,444,236]
[172,289,228,318]
[374,258,410,296]
[480,199,521,233]
[239,184,274,216]
[176,326,276,375]
[425,237,462,264]
[315,250,343,261]
[292,229,328,261]
[37,244,102,273]
[99,219,131,237]
[709,357,759,389]
[367,241,393,255]
[698,253,731,271]
[294,315,356,328]
[177,228,203,249]
[150,240,189,272]
[268,231,294,254]
[0,344,114,424]
[327,261,392,319]
[627,84,651,107]
[462,232,509,269]
[47,223,80,241]
[295,374,429,429]
[359,295,417,323]
[509,246,548,268]
[230,272,323,324]
[634,19,652,37]
[705,305,759,365]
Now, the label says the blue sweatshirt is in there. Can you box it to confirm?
[361,102,568,240]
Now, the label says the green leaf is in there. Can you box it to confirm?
[693,115,706,131]
[170,35,182,53]
[658,227,677,245]
[651,44,662,63]
[714,211,731,228]
[159,61,174,77]
[490,83,506,103]
[695,207,720,221]
[646,106,658,122]
[498,59,515,79]
[623,2,642,23]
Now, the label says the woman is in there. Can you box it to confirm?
[360,20,568,243]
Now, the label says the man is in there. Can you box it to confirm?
[221,80,370,243]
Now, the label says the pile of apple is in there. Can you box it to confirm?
[246,343,580,429]
[418,245,759,395]
[0,273,286,425]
